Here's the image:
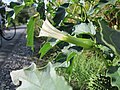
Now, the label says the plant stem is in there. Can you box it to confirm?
[64,35,95,49]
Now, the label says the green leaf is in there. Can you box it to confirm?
[14,5,25,16]
[62,44,83,54]
[99,20,120,55]
[59,23,74,35]
[66,52,77,62]
[74,22,96,35]
[48,38,59,47]
[53,3,69,26]
[98,0,117,8]
[9,2,21,8]
[23,0,34,6]
[88,0,117,15]
[39,42,52,59]
[67,54,78,75]
[26,16,36,50]
[39,38,59,59]
[54,53,67,63]
[6,10,14,18]
[107,66,120,89]
[10,62,72,90]
[37,2,45,20]
[6,10,14,21]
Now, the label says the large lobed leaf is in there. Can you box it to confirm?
[10,62,72,90]
[99,20,120,55]
[107,66,120,89]
[74,22,96,35]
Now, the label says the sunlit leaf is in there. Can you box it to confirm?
[74,22,96,35]
[39,42,52,59]
[26,15,36,50]
[66,52,77,62]
[10,62,72,90]
[39,38,60,59]
[14,5,25,16]
[23,0,34,6]
[66,54,78,75]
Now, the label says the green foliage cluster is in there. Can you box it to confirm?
[10,0,120,90]
[16,8,30,24]
[56,50,106,89]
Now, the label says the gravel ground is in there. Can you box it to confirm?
[0,33,33,90]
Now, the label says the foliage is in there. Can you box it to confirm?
[10,62,72,90]
[9,0,120,90]
[16,8,30,24]
[99,20,120,55]
[26,13,38,51]
[107,65,120,89]
[56,50,107,89]
[39,42,52,59]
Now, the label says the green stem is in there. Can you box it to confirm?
[72,4,77,15]
[63,35,95,49]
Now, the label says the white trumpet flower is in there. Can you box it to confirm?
[39,18,67,40]
[39,18,95,49]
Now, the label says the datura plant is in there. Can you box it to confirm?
[9,0,120,90]
[38,18,95,49]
